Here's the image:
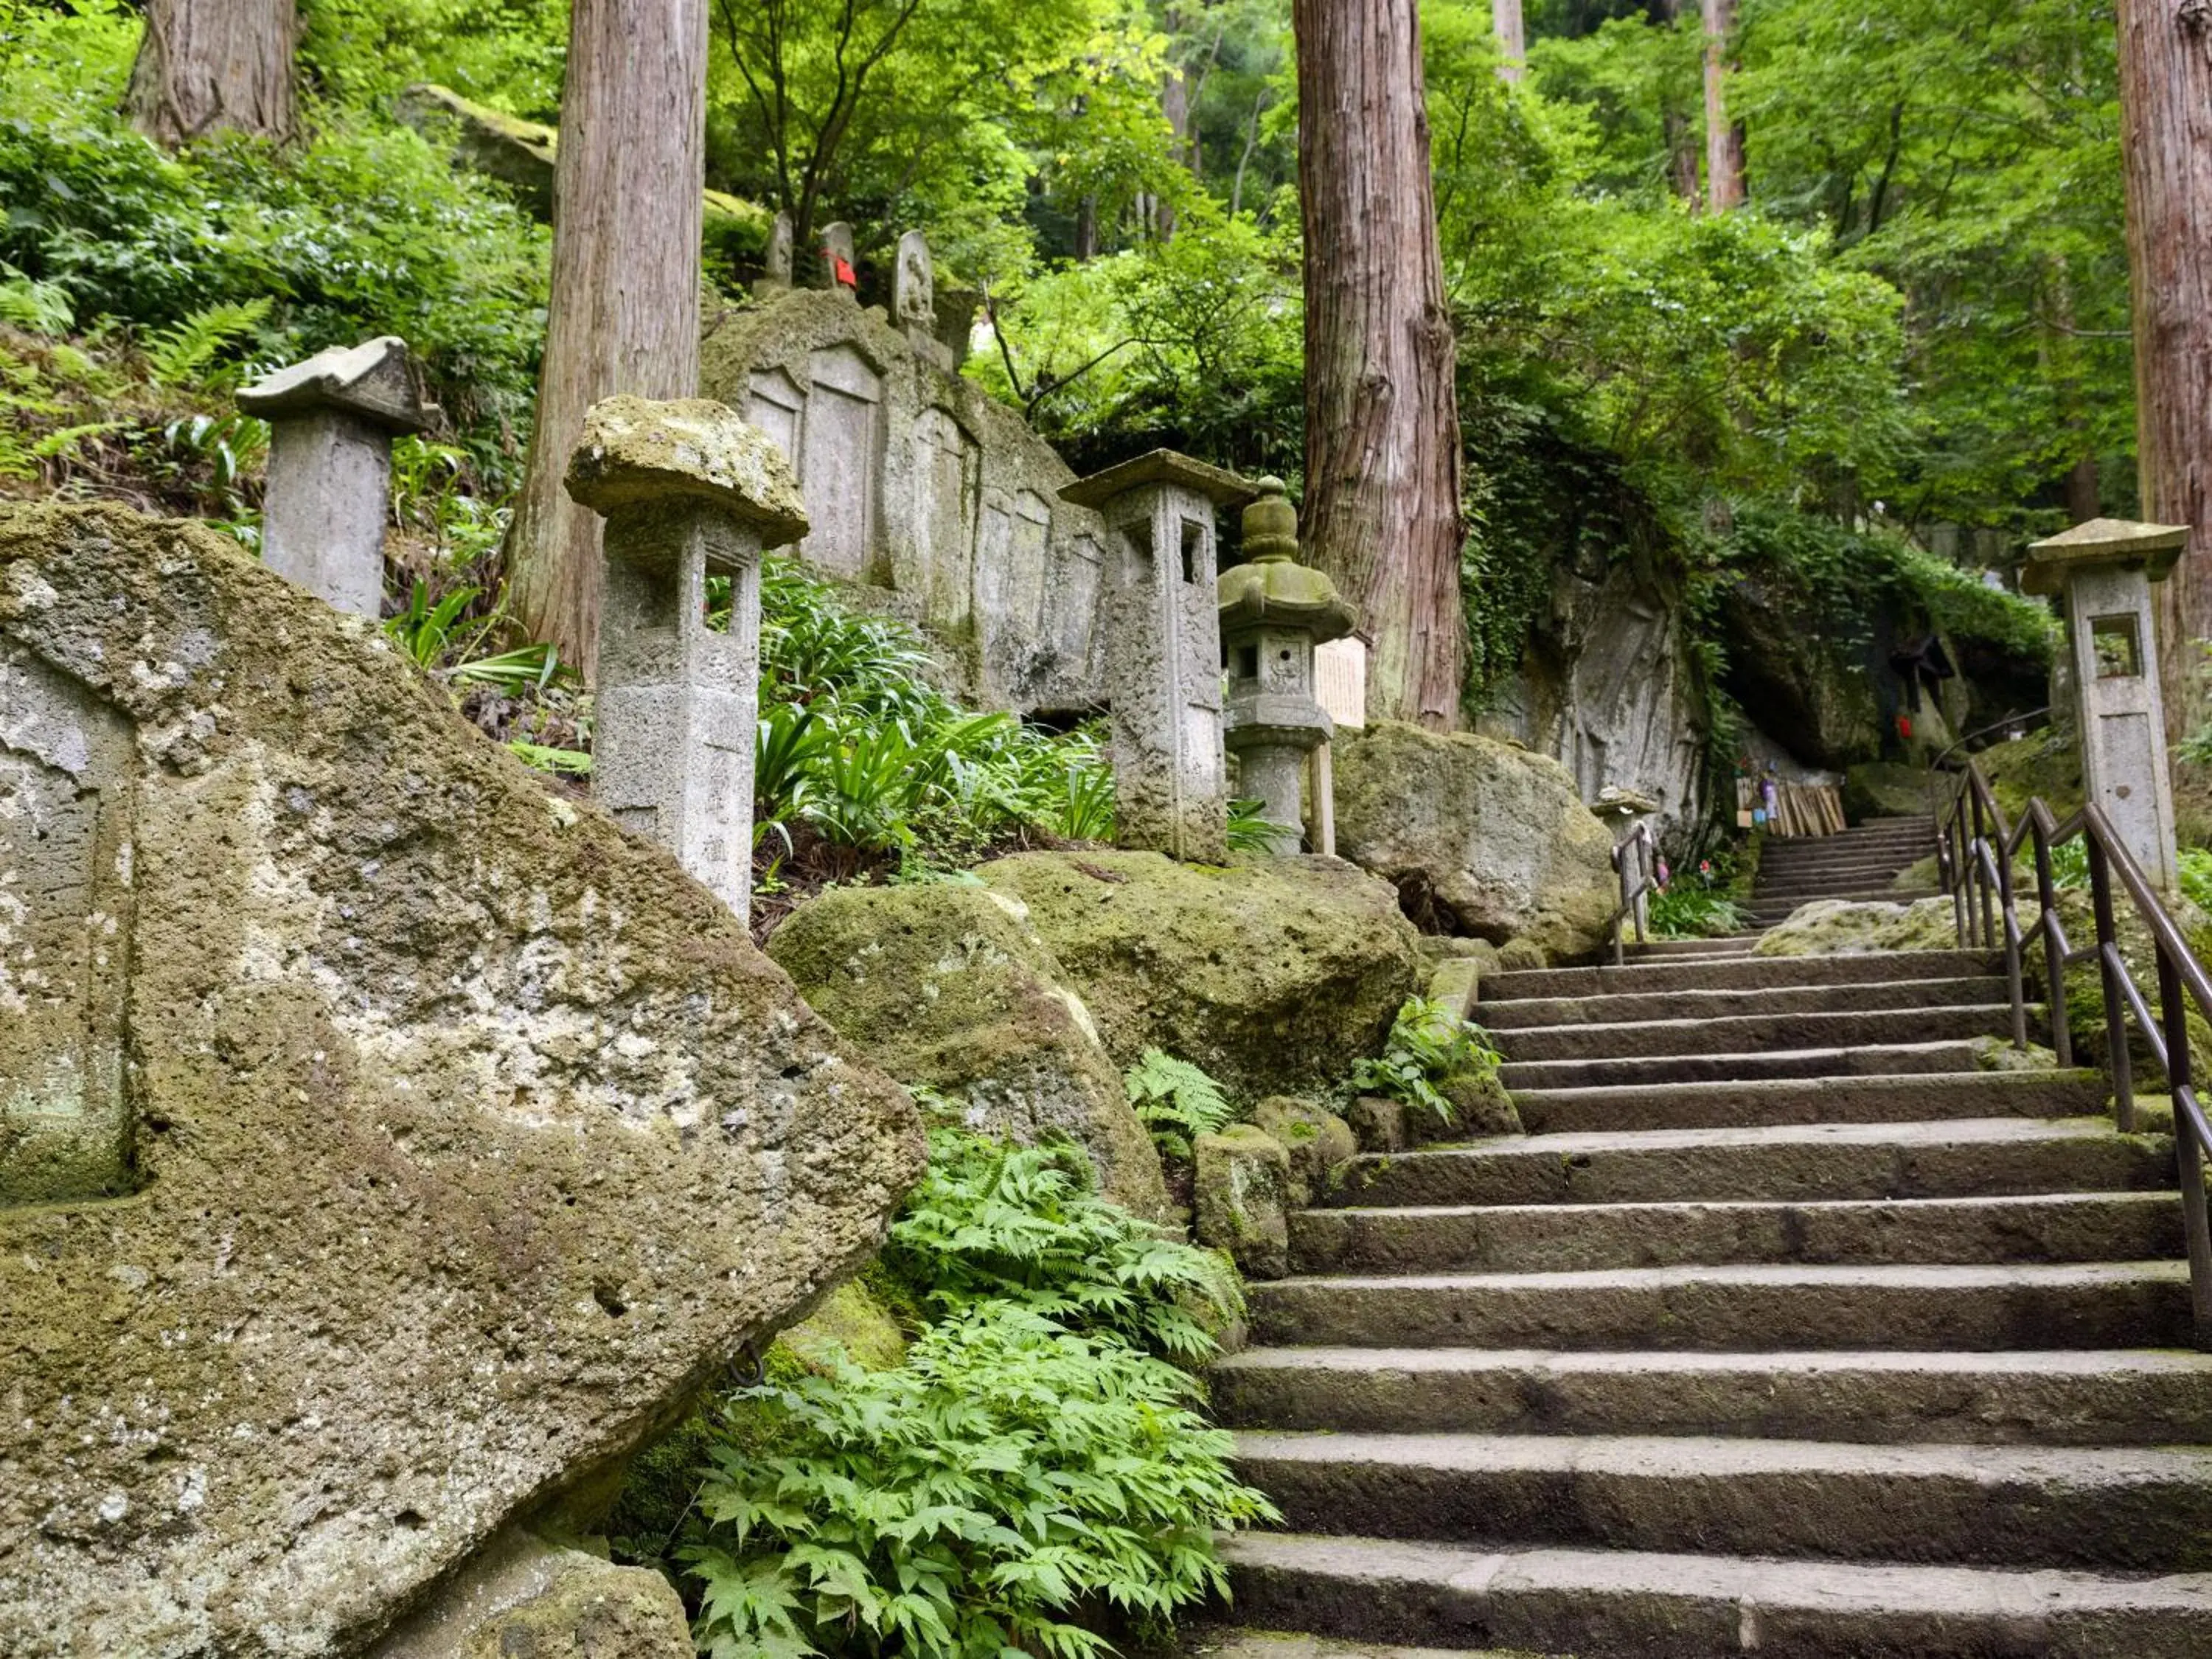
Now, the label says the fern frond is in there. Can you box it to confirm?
[145,296,273,386]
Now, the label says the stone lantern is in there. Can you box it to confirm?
[566,395,810,925]
[1216,479,1356,855]
[237,335,429,616]
[1061,449,1258,862]
[2023,517,2188,896]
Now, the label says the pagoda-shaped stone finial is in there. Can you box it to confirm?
[1217,479,1357,855]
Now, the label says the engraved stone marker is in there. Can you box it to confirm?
[0,645,136,1206]
[237,335,429,617]
[567,396,810,924]
[1062,451,1258,862]
[757,210,795,294]
[2024,518,2188,895]
[894,229,953,371]
[815,220,858,292]
[1218,478,1357,856]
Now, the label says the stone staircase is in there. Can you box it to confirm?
[1209,863,2212,1655]
[1745,814,1941,930]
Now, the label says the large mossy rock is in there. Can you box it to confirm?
[1332,719,1618,959]
[0,503,922,1658]
[1717,574,1883,768]
[975,851,1421,1102]
[767,882,1168,1217]
[1756,895,1987,956]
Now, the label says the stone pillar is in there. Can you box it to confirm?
[754,211,793,296]
[1217,478,1357,855]
[894,228,953,372]
[566,395,810,923]
[815,220,858,293]
[237,336,428,616]
[1062,450,1258,862]
[2023,518,2188,895]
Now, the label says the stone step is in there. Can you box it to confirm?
[1500,1039,1992,1093]
[1485,950,1998,1000]
[1621,936,1760,957]
[1509,1069,2105,1135]
[1335,1117,2169,1209]
[1209,1346,2212,1445]
[1747,890,1944,920]
[1759,843,1934,868]
[1219,1532,2212,1657]
[1288,1192,2184,1276]
[1492,1004,2017,1064]
[1480,975,2010,1031]
[1233,1430,2212,1571]
[1244,1259,2195,1352]
[1754,860,1935,887]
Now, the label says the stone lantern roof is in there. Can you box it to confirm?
[564,394,810,557]
[1217,478,1357,643]
[2021,518,2188,597]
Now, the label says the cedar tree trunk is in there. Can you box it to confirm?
[507,0,707,674]
[1293,0,1467,728]
[1701,0,1746,212]
[2118,0,2212,753]
[127,0,296,146]
[1493,0,1526,83]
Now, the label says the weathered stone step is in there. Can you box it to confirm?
[1622,936,1760,957]
[1289,1192,2183,1276]
[1485,950,1997,1000]
[1480,975,2008,1030]
[1220,1532,2212,1657]
[1747,890,1944,919]
[1759,843,1934,868]
[1753,864,1934,891]
[1492,1004,2017,1064]
[1234,1430,2212,1571]
[1510,1069,2105,1135]
[1336,1117,2168,1209]
[1245,1260,2194,1352]
[1500,1039,1989,1092]
[1209,1345,2212,1445]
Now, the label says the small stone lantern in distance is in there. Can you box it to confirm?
[566,395,810,925]
[1217,478,1357,856]
[2023,517,2188,897]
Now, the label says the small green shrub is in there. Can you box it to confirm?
[683,1304,1276,1659]
[1121,1049,1235,1164]
[1349,996,1504,1122]
[1647,883,1749,939]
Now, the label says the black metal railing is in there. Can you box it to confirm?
[1606,821,1660,967]
[1938,757,2212,1344]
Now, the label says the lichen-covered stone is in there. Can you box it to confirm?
[777,1279,909,1373]
[1972,1035,2061,1074]
[1755,895,1989,957]
[975,850,1421,1102]
[765,880,1168,1217]
[1346,1095,1408,1154]
[1439,1067,1523,1138]
[1194,1124,1291,1279]
[369,1530,690,1659]
[565,394,809,541]
[1425,958,1481,1022]
[0,502,922,1658]
[1496,936,1550,971]
[1334,720,1618,960]
[1250,1096,1357,1208]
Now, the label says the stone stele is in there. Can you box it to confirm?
[0,501,922,1658]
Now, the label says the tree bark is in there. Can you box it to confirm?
[1492,0,1526,83]
[2118,0,2212,756]
[507,0,707,673]
[1658,0,1703,203]
[1700,0,1746,212]
[1293,0,1467,728]
[126,0,296,146]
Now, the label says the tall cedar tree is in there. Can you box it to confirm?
[1701,0,1745,212]
[127,0,296,146]
[2117,0,2212,754]
[1293,0,1467,728]
[507,0,707,672]
[1492,0,1526,82]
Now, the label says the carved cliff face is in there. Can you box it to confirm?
[0,503,922,1659]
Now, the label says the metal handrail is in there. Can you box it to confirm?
[1937,759,2212,1345]
[1605,821,1660,967]
[1927,705,2052,776]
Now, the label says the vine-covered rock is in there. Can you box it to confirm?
[975,850,1422,1102]
[0,502,922,1658]
[767,881,1169,1218]
[1332,719,1618,959]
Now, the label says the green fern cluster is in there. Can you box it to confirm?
[677,1128,1269,1659]
[1348,995,1505,1123]
[1121,1048,1234,1161]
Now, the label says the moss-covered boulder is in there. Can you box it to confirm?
[0,503,922,1658]
[1755,895,1986,956]
[1332,720,1618,959]
[975,850,1421,1102]
[767,881,1168,1217]
[1251,1096,1358,1208]
[1194,1124,1291,1279]
[372,1529,692,1658]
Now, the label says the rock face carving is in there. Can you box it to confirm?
[704,287,1114,714]
[0,501,922,1659]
